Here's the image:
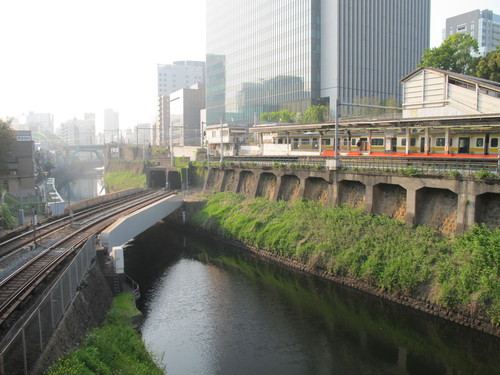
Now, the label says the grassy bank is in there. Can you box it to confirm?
[190,192,500,326]
[44,293,163,375]
[103,171,146,192]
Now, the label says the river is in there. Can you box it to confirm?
[58,169,104,203]
[124,222,500,375]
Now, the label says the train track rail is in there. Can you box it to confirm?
[0,189,175,332]
[0,189,157,261]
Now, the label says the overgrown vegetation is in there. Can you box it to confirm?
[103,171,146,192]
[190,192,500,326]
[44,293,163,375]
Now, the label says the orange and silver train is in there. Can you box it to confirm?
[271,130,500,157]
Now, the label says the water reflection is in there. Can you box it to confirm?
[125,223,500,375]
[58,170,104,203]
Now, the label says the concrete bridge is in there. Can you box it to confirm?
[205,165,500,235]
[99,193,183,285]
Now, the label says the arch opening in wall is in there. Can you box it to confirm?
[278,174,301,201]
[221,169,236,192]
[339,180,366,209]
[256,173,277,199]
[304,177,329,203]
[237,171,256,196]
[373,183,407,221]
[415,187,457,235]
[475,192,500,229]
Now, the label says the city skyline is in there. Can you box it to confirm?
[0,0,498,133]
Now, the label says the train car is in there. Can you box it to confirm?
[271,130,500,157]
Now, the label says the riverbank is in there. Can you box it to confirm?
[43,293,163,375]
[186,192,500,337]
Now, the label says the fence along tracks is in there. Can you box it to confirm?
[0,189,155,260]
[0,189,173,333]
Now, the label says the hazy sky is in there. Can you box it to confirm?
[0,0,498,132]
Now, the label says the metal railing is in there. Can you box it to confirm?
[0,236,96,375]
[218,156,499,177]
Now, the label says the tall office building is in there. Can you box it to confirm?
[26,112,54,133]
[157,61,206,97]
[169,83,206,147]
[445,9,500,56]
[104,108,119,143]
[206,0,430,125]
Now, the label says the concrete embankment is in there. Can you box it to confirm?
[178,197,500,339]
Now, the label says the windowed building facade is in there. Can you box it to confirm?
[445,9,500,56]
[206,0,430,125]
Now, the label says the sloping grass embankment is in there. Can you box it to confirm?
[190,192,500,327]
[44,293,163,375]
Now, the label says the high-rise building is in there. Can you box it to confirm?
[206,0,430,125]
[169,83,206,147]
[26,112,54,133]
[445,9,500,56]
[157,61,206,97]
[58,114,96,145]
[156,61,205,146]
[104,108,119,143]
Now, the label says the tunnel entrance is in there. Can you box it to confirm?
[149,169,167,188]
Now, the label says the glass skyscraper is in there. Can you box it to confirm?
[206,0,430,125]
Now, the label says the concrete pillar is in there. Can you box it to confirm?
[444,128,450,155]
[330,171,340,206]
[457,193,476,232]
[298,177,306,198]
[405,127,411,155]
[406,188,417,225]
[233,171,242,194]
[271,175,282,201]
[424,127,430,155]
[364,184,374,214]
[367,130,372,154]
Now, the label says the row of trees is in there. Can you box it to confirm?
[419,33,500,82]
[260,105,329,124]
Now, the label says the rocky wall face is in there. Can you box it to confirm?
[278,175,301,201]
[221,170,237,192]
[373,183,407,222]
[256,173,277,199]
[237,171,256,197]
[304,177,330,204]
[416,188,457,236]
[339,180,366,209]
[475,193,500,229]
[207,168,224,191]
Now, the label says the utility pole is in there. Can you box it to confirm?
[220,118,223,163]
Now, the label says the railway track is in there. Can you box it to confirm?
[0,189,156,261]
[0,189,175,333]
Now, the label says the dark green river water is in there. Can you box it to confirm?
[124,222,500,375]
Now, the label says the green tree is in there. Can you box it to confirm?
[0,119,15,171]
[419,33,479,75]
[475,49,500,82]
[300,105,329,124]
[260,110,296,123]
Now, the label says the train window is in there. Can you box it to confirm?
[323,139,331,145]
[436,138,446,146]
[449,138,453,146]
[491,138,499,147]
[401,138,407,146]
[410,138,416,146]
[300,138,309,145]
[371,138,384,146]
[343,138,348,146]
[476,138,484,147]
[351,139,357,146]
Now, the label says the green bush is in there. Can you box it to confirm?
[476,170,496,180]
[0,203,15,229]
[44,293,163,375]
